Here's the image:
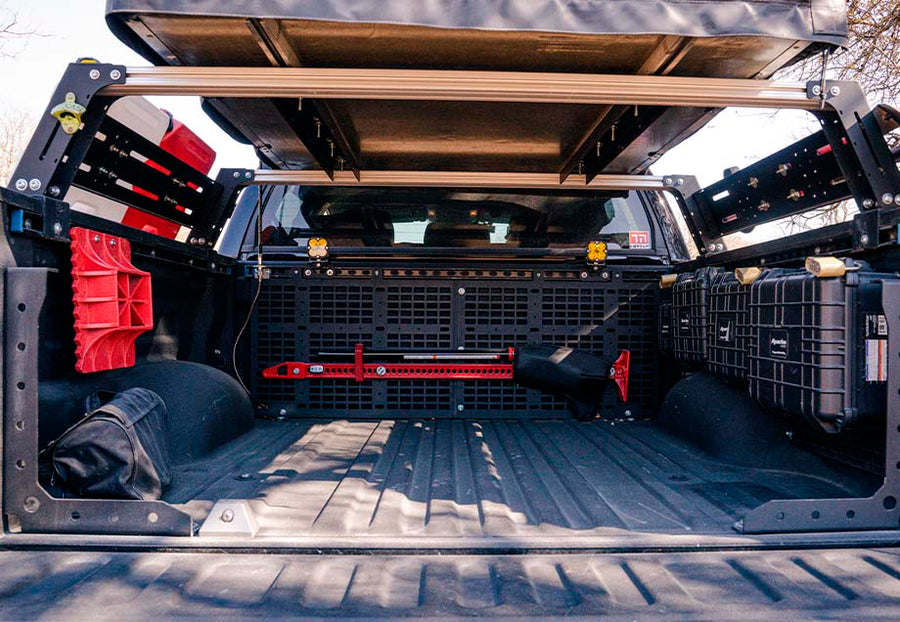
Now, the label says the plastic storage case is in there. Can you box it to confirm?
[659,288,674,354]
[672,268,721,366]
[706,270,776,380]
[748,265,894,433]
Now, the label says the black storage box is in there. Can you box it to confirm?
[659,289,674,354]
[706,270,779,380]
[748,266,894,433]
[672,268,721,367]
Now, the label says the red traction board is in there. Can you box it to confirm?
[70,227,153,373]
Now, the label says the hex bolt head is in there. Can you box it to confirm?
[862,198,876,209]
[376,365,387,376]
[232,171,240,178]
[663,177,674,186]
[89,68,100,80]
[601,271,610,280]
[28,178,41,191]
[14,179,27,191]
[220,509,235,523]
[325,268,335,277]
[48,186,61,197]
[580,271,589,279]
[110,69,122,80]
[52,222,63,236]
[244,171,253,179]
[303,268,313,277]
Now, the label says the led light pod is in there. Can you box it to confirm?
[307,237,329,260]
[587,241,607,263]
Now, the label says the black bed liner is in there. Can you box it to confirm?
[164,418,876,539]
[105,0,847,175]
[3,547,900,619]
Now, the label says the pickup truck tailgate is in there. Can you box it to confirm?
[2,548,899,619]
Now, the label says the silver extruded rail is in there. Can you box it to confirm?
[102,67,820,110]
[249,170,687,190]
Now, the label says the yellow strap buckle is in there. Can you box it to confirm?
[50,92,86,135]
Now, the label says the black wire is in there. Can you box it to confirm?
[232,187,265,395]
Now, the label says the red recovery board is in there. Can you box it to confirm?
[70,227,153,373]
[262,345,630,402]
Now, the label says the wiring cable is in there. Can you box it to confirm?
[232,186,267,395]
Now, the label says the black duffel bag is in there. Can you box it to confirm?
[43,388,172,500]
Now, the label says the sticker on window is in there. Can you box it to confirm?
[629,231,651,249]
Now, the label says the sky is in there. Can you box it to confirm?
[0,1,830,197]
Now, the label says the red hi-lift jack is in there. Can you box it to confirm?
[262,344,630,405]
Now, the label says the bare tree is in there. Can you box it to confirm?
[0,2,39,59]
[0,106,36,187]
[773,0,900,235]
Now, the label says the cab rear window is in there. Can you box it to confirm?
[257,187,652,250]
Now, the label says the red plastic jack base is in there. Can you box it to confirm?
[70,227,153,373]
[610,350,630,403]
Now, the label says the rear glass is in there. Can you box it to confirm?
[257,187,651,249]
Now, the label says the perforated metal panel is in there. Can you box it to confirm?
[251,266,663,418]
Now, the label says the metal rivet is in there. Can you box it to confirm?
[110,69,121,80]
[882,193,894,205]
[93,234,101,242]
[862,198,876,209]
[675,178,684,187]
[244,171,252,179]
[232,171,240,179]
[829,85,840,96]
[24,497,40,513]
[28,179,41,191]
[303,268,313,277]
[109,239,116,246]
[860,234,870,245]
[89,68,100,80]
[52,222,63,236]
[48,186,61,197]
[14,179,27,191]
[457,287,466,295]
[375,365,387,376]
[279,408,288,416]
[325,268,334,277]
[663,177,673,186]
[147,512,158,524]
[457,404,465,412]
[812,85,822,96]
[220,509,235,523]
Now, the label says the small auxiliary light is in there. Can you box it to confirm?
[307,237,329,261]
[587,241,607,264]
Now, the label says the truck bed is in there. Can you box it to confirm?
[165,418,867,539]
[3,547,900,619]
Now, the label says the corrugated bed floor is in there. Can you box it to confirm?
[3,548,900,619]
[165,419,858,537]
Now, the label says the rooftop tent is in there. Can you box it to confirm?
[105,0,847,176]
